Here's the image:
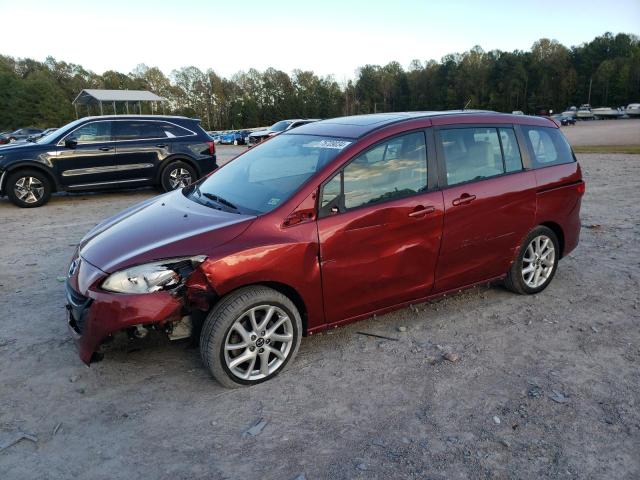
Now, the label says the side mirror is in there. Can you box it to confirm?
[64,137,77,149]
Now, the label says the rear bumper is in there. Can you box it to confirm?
[65,258,184,364]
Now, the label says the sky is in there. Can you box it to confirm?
[1,0,638,81]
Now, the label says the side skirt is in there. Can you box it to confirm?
[306,274,506,336]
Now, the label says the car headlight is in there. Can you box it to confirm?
[101,255,207,294]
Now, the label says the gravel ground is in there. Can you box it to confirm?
[561,119,640,146]
[0,151,639,479]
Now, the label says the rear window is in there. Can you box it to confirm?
[114,121,195,140]
[522,126,574,168]
[439,127,523,186]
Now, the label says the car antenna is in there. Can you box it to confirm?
[463,98,472,111]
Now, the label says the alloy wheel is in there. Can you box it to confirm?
[522,234,555,288]
[223,304,294,381]
[168,168,193,189]
[14,176,45,204]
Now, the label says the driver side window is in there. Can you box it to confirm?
[68,122,112,144]
[319,131,428,216]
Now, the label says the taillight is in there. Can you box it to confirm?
[207,141,215,156]
[576,182,585,195]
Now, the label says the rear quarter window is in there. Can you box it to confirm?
[160,122,196,138]
[522,126,574,168]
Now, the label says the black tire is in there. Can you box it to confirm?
[160,160,197,192]
[6,169,52,208]
[200,286,302,388]
[505,225,560,295]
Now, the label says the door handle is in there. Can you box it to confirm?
[452,194,476,206]
[408,205,436,218]
[98,146,113,152]
[156,144,167,148]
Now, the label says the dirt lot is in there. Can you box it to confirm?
[561,118,640,146]
[1,143,639,478]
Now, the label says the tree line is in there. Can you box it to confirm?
[0,32,638,131]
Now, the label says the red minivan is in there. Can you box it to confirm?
[66,111,584,387]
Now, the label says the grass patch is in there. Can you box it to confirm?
[573,145,640,154]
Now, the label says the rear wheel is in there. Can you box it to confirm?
[505,226,559,294]
[160,161,196,192]
[6,169,52,208]
[200,286,302,388]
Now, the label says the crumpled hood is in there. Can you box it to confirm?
[79,189,255,273]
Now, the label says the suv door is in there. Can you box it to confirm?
[317,131,444,323]
[56,121,118,188]
[434,126,536,292]
[112,120,170,184]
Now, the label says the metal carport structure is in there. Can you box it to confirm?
[72,89,167,117]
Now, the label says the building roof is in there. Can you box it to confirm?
[73,89,166,105]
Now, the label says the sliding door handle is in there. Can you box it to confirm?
[452,194,476,206]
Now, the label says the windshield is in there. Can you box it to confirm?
[36,118,84,144]
[270,120,292,132]
[186,134,352,214]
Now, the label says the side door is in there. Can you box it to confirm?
[317,130,444,324]
[433,125,536,293]
[55,121,118,188]
[112,120,168,184]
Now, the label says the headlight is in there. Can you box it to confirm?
[101,255,207,294]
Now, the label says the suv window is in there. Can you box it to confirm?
[440,127,522,185]
[320,132,428,214]
[159,122,195,138]
[68,122,112,143]
[522,126,574,167]
[115,121,164,140]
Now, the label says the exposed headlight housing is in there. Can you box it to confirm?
[101,255,207,294]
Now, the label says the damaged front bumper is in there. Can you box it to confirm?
[65,255,204,364]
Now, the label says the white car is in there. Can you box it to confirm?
[248,119,319,146]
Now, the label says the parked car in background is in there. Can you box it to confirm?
[64,111,584,387]
[39,127,59,136]
[248,119,319,146]
[551,114,576,126]
[208,131,223,143]
[7,127,60,145]
[237,130,252,145]
[0,115,217,207]
[0,127,44,145]
[219,131,244,145]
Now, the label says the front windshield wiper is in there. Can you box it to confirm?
[201,192,238,210]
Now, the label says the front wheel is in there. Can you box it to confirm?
[6,169,52,208]
[160,161,197,192]
[200,286,302,388]
[505,226,559,294]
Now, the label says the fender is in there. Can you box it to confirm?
[1,160,60,194]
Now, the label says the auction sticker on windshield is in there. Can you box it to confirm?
[303,139,352,149]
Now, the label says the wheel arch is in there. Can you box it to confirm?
[539,221,565,257]
[211,281,309,336]
[155,155,201,184]
[4,162,59,193]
